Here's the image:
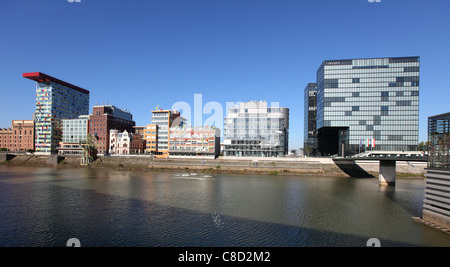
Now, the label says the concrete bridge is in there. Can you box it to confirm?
[333,156,427,186]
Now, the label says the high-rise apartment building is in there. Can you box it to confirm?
[23,72,89,154]
[89,105,135,154]
[315,57,420,156]
[304,83,318,155]
[223,100,289,157]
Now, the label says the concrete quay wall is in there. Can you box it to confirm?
[0,155,426,177]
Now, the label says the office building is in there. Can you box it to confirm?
[304,83,318,155]
[23,72,89,154]
[423,112,450,229]
[315,57,420,156]
[89,105,135,154]
[0,120,35,152]
[144,108,184,158]
[223,100,289,157]
[57,115,89,155]
[169,125,220,158]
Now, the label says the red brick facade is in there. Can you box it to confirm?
[0,120,35,152]
[89,106,135,154]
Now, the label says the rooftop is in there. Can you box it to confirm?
[23,72,89,94]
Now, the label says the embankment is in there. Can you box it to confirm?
[0,154,426,178]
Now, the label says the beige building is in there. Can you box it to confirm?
[144,108,185,158]
[0,120,35,152]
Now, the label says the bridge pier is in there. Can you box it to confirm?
[379,160,396,186]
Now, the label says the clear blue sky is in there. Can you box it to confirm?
[1,0,449,149]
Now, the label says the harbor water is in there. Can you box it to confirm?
[0,166,449,247]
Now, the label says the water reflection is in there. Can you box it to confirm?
[0,166,449,247]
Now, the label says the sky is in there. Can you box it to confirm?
[1,0,449,149]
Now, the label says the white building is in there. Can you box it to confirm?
[223,100,289,157]
[57,115,89,156]
[109,129,132,155]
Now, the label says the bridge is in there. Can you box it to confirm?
[333,151,428,186]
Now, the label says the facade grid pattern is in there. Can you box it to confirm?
[316,57,420,155]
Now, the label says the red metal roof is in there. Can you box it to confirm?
[23,72,89,94]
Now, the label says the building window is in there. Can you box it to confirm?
[352,78,360,83]
[396,101,412,106]
[352,106,360,112]
[381,106,389,116]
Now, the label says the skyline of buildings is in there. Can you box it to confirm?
[2,57,424,157]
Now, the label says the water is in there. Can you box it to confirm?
[0,166,449,247]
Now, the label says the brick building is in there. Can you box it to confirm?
[0,120,35,152]
[130,126,146,154]
[89,105,135,154]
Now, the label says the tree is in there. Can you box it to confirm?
[418,141,429,152]
[303,146,313,157]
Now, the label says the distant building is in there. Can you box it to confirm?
[0,120,35,152]
[23,72,89,155]
[109,129,131,155]
[89,105,135,154]
[145,108,185,158]
[169,125,220,158]
[315,57,420,156]
[223,100,289,157]
[423,112,450,229]
[130,126,146,154]
[304,83,318,155]
[0,128,12,150]
[57,115,89,156]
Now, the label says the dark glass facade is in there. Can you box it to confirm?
[428,113,450,169]
[316,57,420,156]
[304,83,318,154]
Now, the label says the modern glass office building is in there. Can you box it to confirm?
[428,112,450,169]
[423,112,450,230]
[315,57,420,156]
[304,83,318,155]
[62,115,89,144]
[223,100,289,157]
[23,72,90,154]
